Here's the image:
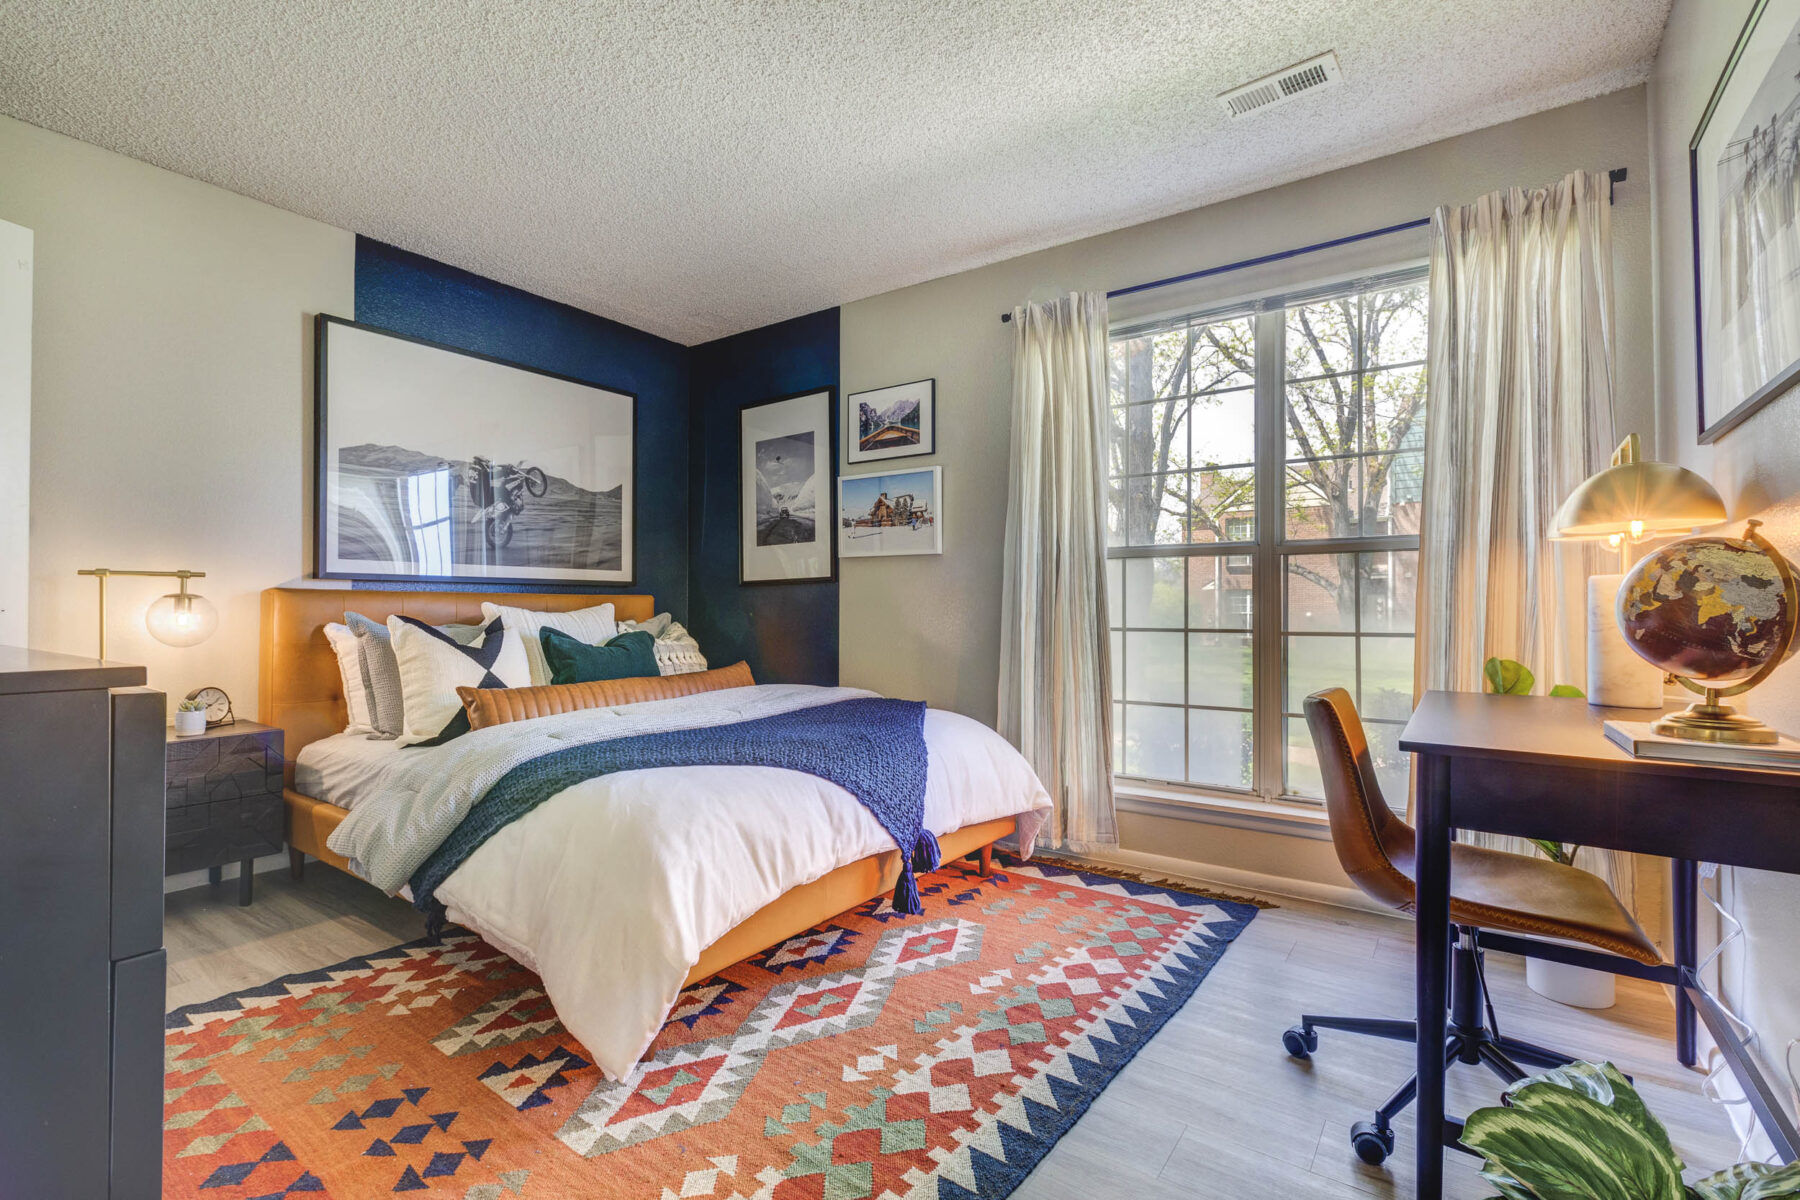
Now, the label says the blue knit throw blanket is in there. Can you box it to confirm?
[409,697,939,934]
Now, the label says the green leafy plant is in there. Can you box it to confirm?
[1482,658,1586,863]
[1484,656,1586,699]
[1462,1060,1800,1200]
[177,698,207,713]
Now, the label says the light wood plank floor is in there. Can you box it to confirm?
[165,872,1740,1198]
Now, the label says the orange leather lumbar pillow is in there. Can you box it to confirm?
[458,661,755,730]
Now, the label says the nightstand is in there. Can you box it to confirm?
[165,719,284,905]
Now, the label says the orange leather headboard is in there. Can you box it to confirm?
[259,587,656,780]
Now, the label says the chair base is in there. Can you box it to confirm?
[1283,927,1577,1166]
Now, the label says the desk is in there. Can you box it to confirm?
[1399,692,1800,1198]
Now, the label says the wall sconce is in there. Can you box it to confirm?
[76,568,218,659]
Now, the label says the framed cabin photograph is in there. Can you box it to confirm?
[838,466,943,558]
[739,387,836,584]
[314,315,636,586]
[846,378,935,463]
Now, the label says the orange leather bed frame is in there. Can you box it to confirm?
[260,587,1012,986]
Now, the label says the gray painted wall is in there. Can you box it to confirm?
[840,87,1656,730]
[1649,0,1800,1134]
[840,88,1657,899]
[0,115,355,715]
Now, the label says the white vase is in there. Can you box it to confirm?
[1526,954,1616,1009]
[1587,573,1664,708]
[173,709,207,736]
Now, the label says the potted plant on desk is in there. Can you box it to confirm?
[1485,657,1617,1009]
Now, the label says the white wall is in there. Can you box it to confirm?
[0,115,354,715]
[840,87,1655,893]
[1649,0,1800,1143]
[0,217,29,645]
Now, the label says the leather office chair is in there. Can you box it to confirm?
[1285,688,1662,1165]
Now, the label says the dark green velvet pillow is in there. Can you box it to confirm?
[540,627,660,686]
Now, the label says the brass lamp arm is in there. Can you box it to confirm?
[77,569,207,581]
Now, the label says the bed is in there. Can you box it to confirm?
[258,586,1050,1078]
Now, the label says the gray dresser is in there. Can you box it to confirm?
[0,647,165,1199]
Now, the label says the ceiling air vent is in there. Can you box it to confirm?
[1219,51,1342,118]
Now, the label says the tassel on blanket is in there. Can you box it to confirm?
[912,829,941,873]
[423,901,449,943]
[892,867,923,916]
[890,830,941,915]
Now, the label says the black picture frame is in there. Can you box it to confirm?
[737,386,838,586]
[845,378,937,464]
[1690,0,1800,444]
[313,313,638,588]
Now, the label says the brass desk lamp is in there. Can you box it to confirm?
[76,568,217,658]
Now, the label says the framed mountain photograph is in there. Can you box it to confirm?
[314,315,636,586]
[739,387,836,584]
[846,378,935,463]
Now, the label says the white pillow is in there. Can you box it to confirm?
[480,601,617,687]
[388,615,530,746]
[323,622,375,734]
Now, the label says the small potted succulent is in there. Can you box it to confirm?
[173,697,208,737]
[1463,1060,1800,1198]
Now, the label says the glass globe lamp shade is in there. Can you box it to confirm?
[145,590,219,647]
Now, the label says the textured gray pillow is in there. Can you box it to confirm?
[346,613,404,739]
[630,612,673,639]
[345,613,486,739]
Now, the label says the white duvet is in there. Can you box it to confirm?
[320,684,1051,1080]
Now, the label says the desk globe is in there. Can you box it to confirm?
[1617,520,1799,743]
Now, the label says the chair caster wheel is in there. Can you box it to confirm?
[1282,1027,1318,1058]
[1350,1120,1395,1166]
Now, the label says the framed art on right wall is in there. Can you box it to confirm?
[1692,0,1800,442]
[846,379,935,463]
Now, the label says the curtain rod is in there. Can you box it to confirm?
[999,166,1627,323]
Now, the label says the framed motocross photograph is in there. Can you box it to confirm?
[313,314,636,586]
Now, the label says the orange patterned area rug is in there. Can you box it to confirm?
[164,857,1258,1199]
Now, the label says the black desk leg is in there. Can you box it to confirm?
[237,858,253,906]
[1673,859,1698,1067]
[1415,752,1452,1200]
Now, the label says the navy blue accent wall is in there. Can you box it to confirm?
[688,309,840,686]
[352,237,691,615]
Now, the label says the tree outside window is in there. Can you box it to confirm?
[1106,272,1426,806]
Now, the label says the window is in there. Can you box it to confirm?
[397,466,455,576]
[1106,270,1426,809]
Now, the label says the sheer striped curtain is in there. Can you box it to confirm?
[999,292,1117,850]
[1417,170,1630,898]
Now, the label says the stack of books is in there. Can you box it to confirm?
[1602,720,1800,770]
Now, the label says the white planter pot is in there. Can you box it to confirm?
[1526,954,1616,1009]
[173,709,207,737]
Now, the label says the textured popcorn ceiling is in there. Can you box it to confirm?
[0,1,1670,344]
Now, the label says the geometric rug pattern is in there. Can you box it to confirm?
[164,856,1259,1198]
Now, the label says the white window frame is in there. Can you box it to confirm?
[1108,265,1427,810]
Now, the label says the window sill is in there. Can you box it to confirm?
[1113,780,1333,841]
